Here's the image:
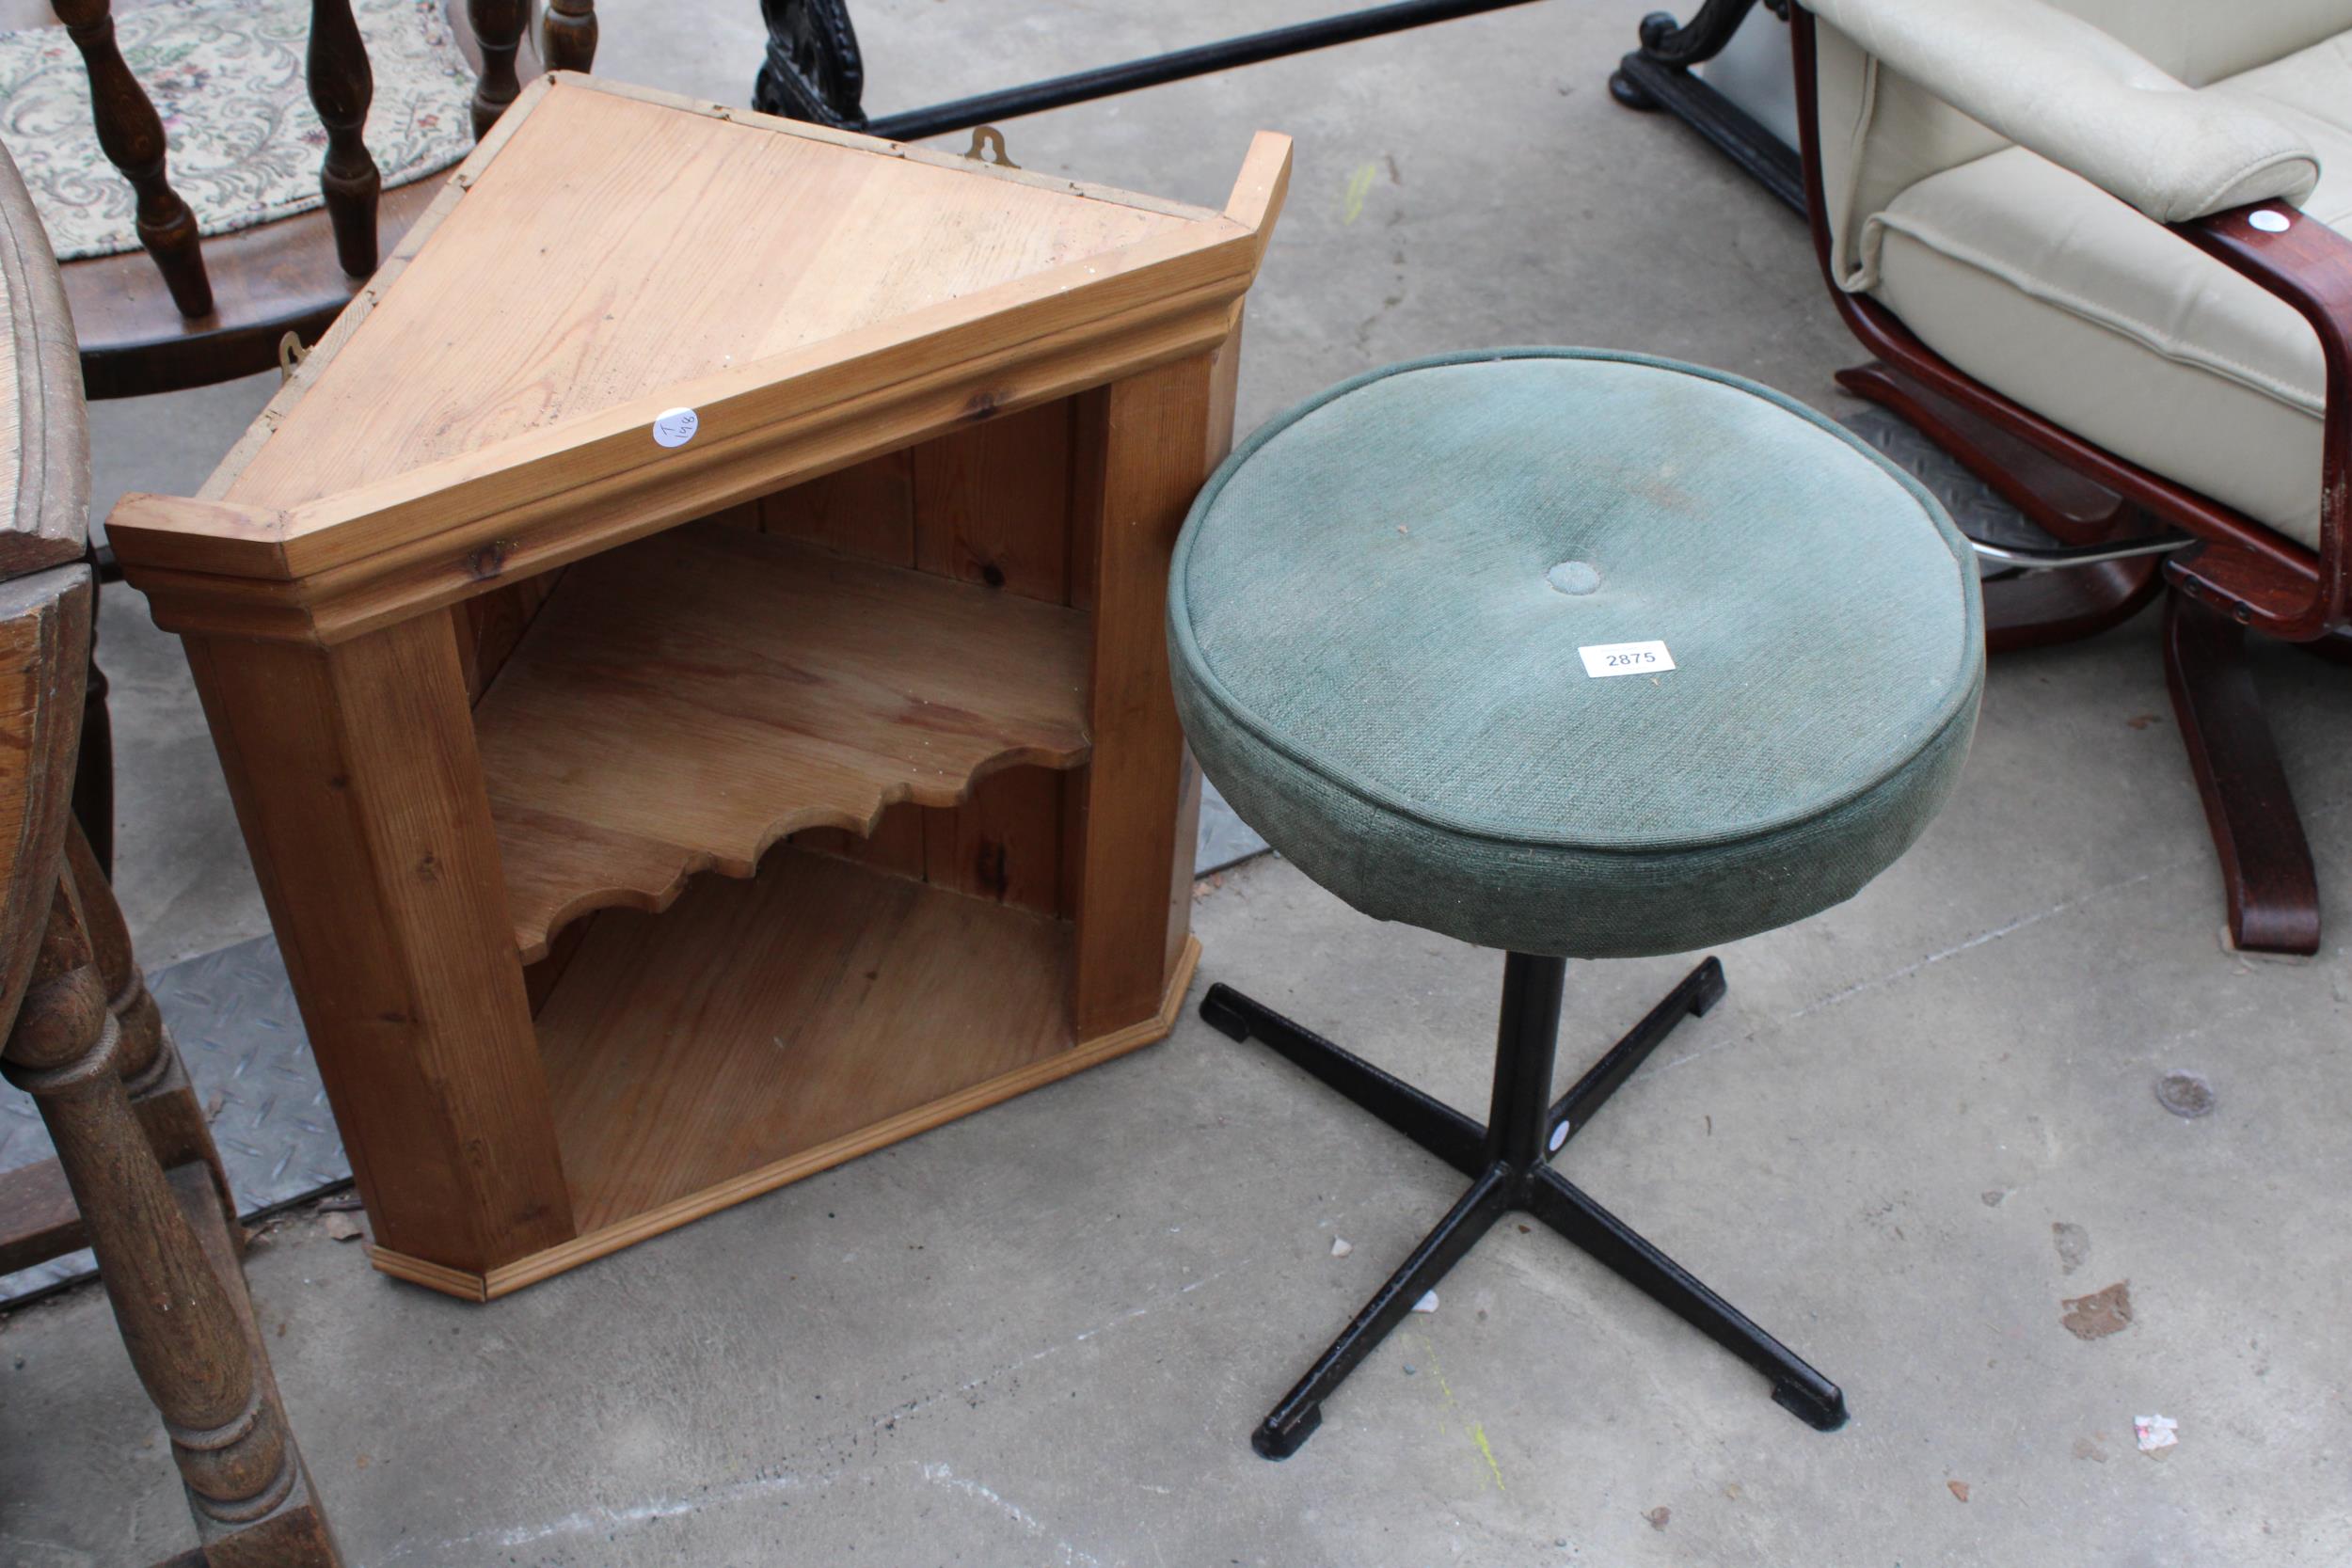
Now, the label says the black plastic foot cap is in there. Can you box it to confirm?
[1199,986,1252,1043]
[1774,1378,1849,1432]
[1252,1407,1320,1460]
[1689,956,1728,1018]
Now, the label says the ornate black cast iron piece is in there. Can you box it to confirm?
[1609,0,1804,212]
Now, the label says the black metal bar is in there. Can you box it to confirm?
[1200,983,1486,1177]
[1485,952,1564,1167]
[1253,1161,1514,1460]
[1548,955,1724,1148]
[1527,1165,1846,1429]
[865,0,1553,143]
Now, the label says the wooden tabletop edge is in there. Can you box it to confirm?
[107,495,293,573]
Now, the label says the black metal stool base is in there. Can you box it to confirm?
[1201,953,1847,1460]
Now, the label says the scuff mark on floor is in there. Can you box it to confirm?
[1653,859,2175,1078]
[375,1468,817,1562]
[920,1463,1108,1568]
[1415,1332,1505,1492]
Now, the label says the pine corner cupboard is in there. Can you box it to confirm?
[107,73,1291,1301]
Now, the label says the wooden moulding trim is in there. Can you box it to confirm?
[124,287,1247,643]
[1222,130,1293,269]
[365,1245,490,1302]
[508,738,1092,962]
[367,934,1202,1302]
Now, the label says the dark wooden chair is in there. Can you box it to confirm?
[0,138,341,1564]
[4,0,597,400]
[1789,0,2352,955]
[2,0,595,875]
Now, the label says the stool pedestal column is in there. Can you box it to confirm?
[1201,953,1847,1460]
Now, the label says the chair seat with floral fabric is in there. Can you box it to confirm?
[0,0,594,399]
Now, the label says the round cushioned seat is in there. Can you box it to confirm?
[1168,348,1985,958]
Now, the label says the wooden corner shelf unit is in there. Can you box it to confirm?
[107,73,1290,1300]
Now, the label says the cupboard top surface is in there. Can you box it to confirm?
[229,80,1196,512]
[102,75,1289,617]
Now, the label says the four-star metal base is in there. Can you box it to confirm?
[1200,951,1847,1460]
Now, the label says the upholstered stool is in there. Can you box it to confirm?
[1170,348,1983,1459]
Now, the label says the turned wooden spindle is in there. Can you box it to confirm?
[467,0,528,137]
[308,0,382,278]
[60,818,160,1085]
[1,881,338,1559]
[48,0,213,319]
[541,0,599,73]
[57,817,235,1234]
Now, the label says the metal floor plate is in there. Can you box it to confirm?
[0,934,343,1306]
[1837,404,2059,562]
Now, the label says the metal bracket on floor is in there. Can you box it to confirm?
[1967,533,2200,570]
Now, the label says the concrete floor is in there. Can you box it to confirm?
[6,1,2351,1562]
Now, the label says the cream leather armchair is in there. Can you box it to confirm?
[1793,0,2352,954]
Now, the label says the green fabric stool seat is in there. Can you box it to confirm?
[1169,348,1984,958]
[1176,349,1982,1460]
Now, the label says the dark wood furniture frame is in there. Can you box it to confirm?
[0,138,342,1566]
[39,0,597,401]
[37,0,597,890]
[1791,5,2347,955]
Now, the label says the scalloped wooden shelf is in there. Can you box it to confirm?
[475,519,1092,960]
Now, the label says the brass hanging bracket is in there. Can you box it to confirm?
[961,124,1019,169]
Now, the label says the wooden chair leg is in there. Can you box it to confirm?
[2162,589,2322,956]
[72,559,111,878]
[540,0,596,71]
[2,877,342,1566]
[466,0,527,136]
[63,816,234,1218]
[0,820,239,1272]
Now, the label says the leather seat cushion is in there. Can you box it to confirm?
[1867,28,2352,551]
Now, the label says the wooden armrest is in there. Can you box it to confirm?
[2173,204,2352,639]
